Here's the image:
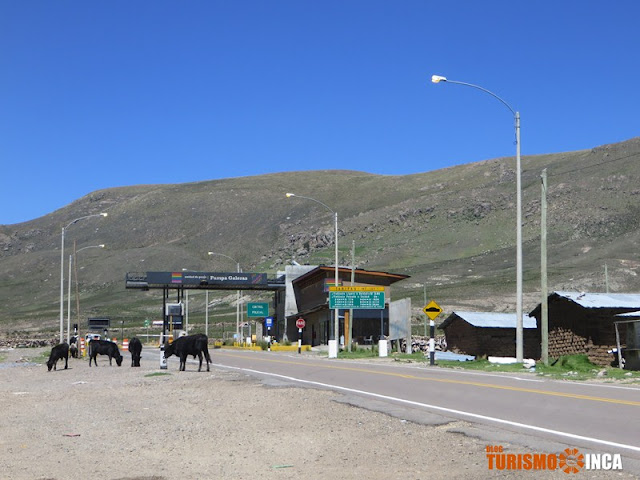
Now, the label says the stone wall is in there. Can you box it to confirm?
[0,338,55,348]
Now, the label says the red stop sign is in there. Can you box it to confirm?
[296,318,306,329]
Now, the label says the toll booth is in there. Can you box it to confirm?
[165,303,184,336]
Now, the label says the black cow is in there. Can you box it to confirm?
[88,339,123,367]
[164,334,211,371]
[47,343,69,371]
[69,335,78,358]
[128,337,142,367]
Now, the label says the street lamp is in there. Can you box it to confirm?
[67,244,105,343]
[286,193,340,355]
[207,252,241,342]
[431,74,523,361]
[59,213,108,344]
[181,268,193,333]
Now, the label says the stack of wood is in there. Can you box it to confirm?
[548,327,586,358]
[549,327,616,366]
[585,338,617,367]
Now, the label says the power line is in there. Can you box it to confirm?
[535,151,640,179]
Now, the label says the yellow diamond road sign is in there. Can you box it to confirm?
[423,300,442,320]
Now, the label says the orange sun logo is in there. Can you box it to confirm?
[559,448,585,474]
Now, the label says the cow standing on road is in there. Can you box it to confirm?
[69,336,78,358]
[128,337,142,367]
[88,339,123,367]
[164,334,211,372]
[47,343,69,371]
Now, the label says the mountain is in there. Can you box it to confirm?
[1,137,639,336]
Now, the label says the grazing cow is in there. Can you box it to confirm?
[164,333,211,372]
[69,335,78,358]
[47,343,69,371]
[88,339,123,367]
[128,337,142,367]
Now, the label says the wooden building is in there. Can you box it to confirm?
[285,266,409,346]
[529,291,640,366]
[440,311,539,359]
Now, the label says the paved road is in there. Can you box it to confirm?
[159,348,640,473]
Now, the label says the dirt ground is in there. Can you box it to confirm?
[0,346,637,480]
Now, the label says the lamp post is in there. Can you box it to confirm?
[67,244,105,344]
[286,193,340,354]
[207,252,241,342]
[431,74,523,362]
[59,213,108,344]
[181,268,193,333]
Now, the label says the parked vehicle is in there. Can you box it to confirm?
[607,347,625,368]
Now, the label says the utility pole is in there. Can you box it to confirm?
[205,290,209,336]
[348,240,355,352]
[423,285,427,337]
[541,169,549,366]
[73,240,81,331]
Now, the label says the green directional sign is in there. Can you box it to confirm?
[329,291,385,309]
[248,302,269,317]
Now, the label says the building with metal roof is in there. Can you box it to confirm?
[440,311,539,359]
[440,311,537,330]
[286,265,409,346]
[529,291,640,367]
[551,291,640,309]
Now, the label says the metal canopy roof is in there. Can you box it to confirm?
[291,265,409,286]
[125,271,286,291]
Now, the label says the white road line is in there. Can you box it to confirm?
[562,381,640,391]
[268,352,640,390]
[212,362,640,454]
[151,349,640,391]
[429,367,640,390]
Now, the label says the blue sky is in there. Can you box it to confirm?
[1,1,638,225]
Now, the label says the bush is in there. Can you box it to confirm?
[550,354,596,372]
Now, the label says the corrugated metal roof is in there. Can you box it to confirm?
[447,311,537,329]
[554,291,640,309]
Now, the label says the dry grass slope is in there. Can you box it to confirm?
[1,137,639,335]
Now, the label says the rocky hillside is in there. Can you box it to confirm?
[1,137,639,334]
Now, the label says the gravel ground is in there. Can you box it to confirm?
[1,346,637,480]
